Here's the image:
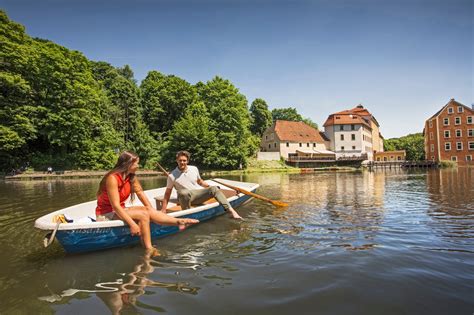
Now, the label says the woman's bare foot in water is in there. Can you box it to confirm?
[146,246,160,257]
[178,218,199,231]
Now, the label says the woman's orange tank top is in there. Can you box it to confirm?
[96,173,131,215]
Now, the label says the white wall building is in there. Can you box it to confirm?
[323,106,377,161]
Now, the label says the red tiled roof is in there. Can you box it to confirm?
[323,113,372,129]
[332,104,379,127]
[273,120,326,142]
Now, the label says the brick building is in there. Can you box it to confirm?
[424,99,474,166]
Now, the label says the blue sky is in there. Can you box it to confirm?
[1,0,472,138]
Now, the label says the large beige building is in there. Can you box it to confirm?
[260,120,332,160]
[323,105,384,161]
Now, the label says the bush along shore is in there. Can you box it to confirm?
[2,159,362,180]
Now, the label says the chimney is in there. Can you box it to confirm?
[471,103,474,110]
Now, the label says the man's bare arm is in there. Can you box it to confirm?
[160,187,173,212]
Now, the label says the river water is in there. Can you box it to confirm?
[0,169,472,314]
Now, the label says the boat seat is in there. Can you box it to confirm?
[154,189,237,212]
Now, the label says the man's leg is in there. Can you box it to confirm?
[180,187,243,219]
[202,186,243,219]
[177,189,193,210]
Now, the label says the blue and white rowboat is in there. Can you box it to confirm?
[34,178,258,254]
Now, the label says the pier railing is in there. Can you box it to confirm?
[367,161,438,169]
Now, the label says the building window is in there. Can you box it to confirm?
[274,143,277,148]
[377,157,381,161]
[430,144,434,152]
[340,134,344,141]
[444,118,449,126]
[444,130,450,138]
[341,146,345,151]
[351,134,356,141]
[351,124,355,130]
[469,142,474,150]
[468,116,473,124]
[456,129,462,137]
[467,155,472,161]
[397,156,401,160]
[299,143,302,147]
[429,120,433,128]
[286,142,289,147]
[445,142,451,151]
[448,107,454,114]
[384,157,387,161]
[339,125,344,131]
[430,132,433,140]
[268,144,271,149]
[431,156,435,161]
[451,156,457,162]
[456,142,463,150]
[455,117,461,125]
[458,106,464,113]
[352,146,356,150]
[469,129,474,137]
[265,135,268,140]
[307,143,310,147]
[313,143,316,147]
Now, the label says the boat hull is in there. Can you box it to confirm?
[56,193,253,253]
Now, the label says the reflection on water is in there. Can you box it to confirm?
[0,169,473,314]
[37,249,199,314]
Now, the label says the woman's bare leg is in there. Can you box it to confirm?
[144,206,199,230]
[120,208,152,249]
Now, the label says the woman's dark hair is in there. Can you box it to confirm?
[97,151,139,202]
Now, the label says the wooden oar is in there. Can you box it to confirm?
[212,179,289,208]
[156,162,170,177]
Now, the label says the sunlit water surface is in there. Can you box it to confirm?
[0,169,473,314]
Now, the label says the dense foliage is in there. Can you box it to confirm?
[271,107,319,129]
[384,133,425,161]
[0,11,269,171]
[249,98,272,137]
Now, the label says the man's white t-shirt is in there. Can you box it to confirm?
[166,165,202,192]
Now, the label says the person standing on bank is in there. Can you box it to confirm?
[160,151,243,220]
[96,151,199,252]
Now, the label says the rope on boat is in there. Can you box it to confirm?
[43,214,67,247]
[43,221,60,247]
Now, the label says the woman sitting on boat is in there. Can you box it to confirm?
[96,151,199,252]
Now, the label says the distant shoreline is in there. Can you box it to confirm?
[2,166,359,180]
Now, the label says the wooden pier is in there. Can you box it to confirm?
[367,161,438,169]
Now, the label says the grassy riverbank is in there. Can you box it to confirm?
[3,159,362,180]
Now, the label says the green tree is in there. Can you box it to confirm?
[302,118,319,130]
[249,98,272,136]
[90,61,158,167]
[196,76,256,168]
[271,107,319,129]
[164,102,219,168]
[384,133,425,161]
[0,10,122,170]
[271,107,303,121]
[140,71,197,135]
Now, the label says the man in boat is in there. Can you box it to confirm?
[160,150,243,219]
[96,151,199,253]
